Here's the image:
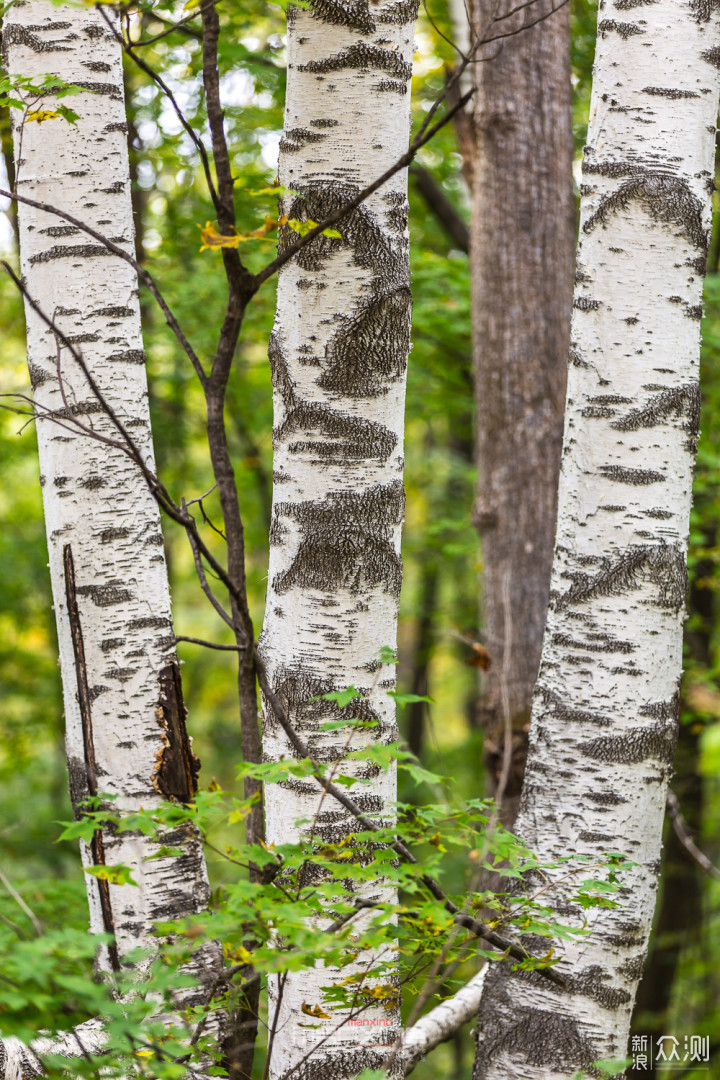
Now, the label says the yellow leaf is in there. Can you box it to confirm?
[26,110,62,123]
[301,1002,331,1019]
[198,221,241,251]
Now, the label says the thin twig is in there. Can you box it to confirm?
[0,868,43,936]
[175,635,241,652]
[0,187,207,386]
[667,790,720,882]
[254,647,565,987]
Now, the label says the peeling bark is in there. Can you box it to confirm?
[472,0,720,1074]
[258,2,417,1077]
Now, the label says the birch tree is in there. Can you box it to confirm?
[473,0,720,1074]
[258,1,417,1076]
[468,0,575,823]
[3,0,220,988]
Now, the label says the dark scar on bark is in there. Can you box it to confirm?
[318,286,411,397]
[272,480,405,597]
[279,127,328,153]
[276,400,397,462]
[305,0,377,32]
[701,44,720,68]
[598,464,665,484]
[298,42,412,83]
[474,980,597,1076]
[691,0,720,21]
[583,722,678,765]
[63,544,119,970]
[153,663,200,803]
[537,686,614,726]
[597,17,644,35]
[557,543,688,612]
[583,171,707,253]
[279,182,406,282]
[377,0,420,22]
[610,382,700,451]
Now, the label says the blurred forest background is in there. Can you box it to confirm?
[1,0,719,1075]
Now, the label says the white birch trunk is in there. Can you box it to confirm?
[3,1,221,992]
[401,966,487,1076]
[473,2,720,1075]
[258,2,417,1077]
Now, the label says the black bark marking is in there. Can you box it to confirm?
[63,544,119,970]
[29,244,113,265]
[374,79,408,94]
[475,991,597,1076]
[701,45,720,68]
[610,382,700,451]
[107,349,145,365]
[2,23,73,52]
[308,0,377,32]
[83,60,111,72]
[276,401,397,461]
[128,615,172,630]
[692,0,720,20]
[567,966,632,1009]
[597,18,644,35]
[643,86,699,98]
[280,183,405,282]
[76,581,133,607]
[377,0,419,22]
[41,225,79,237]
[273,481,404,597]
[598,464,664,484]
[153,663,200,803]
[92,305,134,317]
[298,43,412,83]
[279,127,328,153]
[264,668,382,749]
[558,543,688,612]
[268,331,297,409]
[583,723,677,765]
[583,160,646,178]
[69,81,122,98]
[538,687,614,726]
[552,632,635,654]
[583,172,707,253]
[318,287,411,397]
[573,296,601,311]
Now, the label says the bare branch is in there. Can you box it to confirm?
[253,647,565,987]
[0,187,207,386]
[667,789,720,882]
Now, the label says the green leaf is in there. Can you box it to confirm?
[84,864,139,886]
[387,691,434,709]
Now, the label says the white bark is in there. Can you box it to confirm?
[3,0,220,989]
[473,2,720,1076]
[258,2,417,1078]
[401,966,487,1076]
[0,1020,107,1080]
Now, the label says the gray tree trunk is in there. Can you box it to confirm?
[468,2,575,823]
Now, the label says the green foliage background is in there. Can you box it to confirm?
[0,0,719,1075]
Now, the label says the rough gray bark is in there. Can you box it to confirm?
[472,0,720,1074]
[467,1,575,823]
